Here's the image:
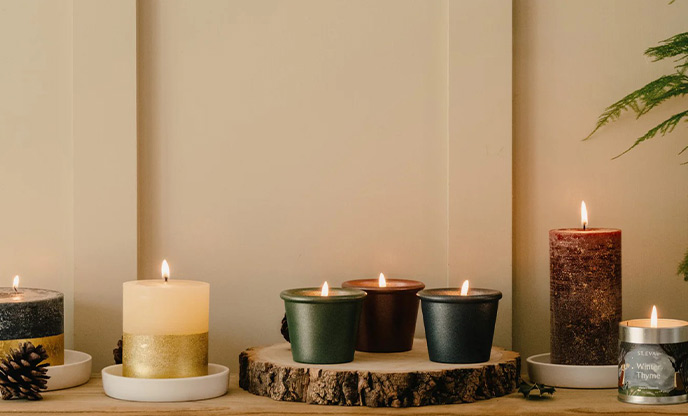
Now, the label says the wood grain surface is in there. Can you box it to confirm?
[0,373,686,415]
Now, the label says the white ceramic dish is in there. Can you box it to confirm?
[527,353,617,389]
[101,363,229,402]
[45,349,92,391]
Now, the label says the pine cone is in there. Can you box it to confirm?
[280,313,290,342]
[113,338,122,365]
[0,342,50,400]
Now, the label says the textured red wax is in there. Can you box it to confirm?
[549,228,621,365]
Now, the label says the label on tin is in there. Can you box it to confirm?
[619,341,688,397]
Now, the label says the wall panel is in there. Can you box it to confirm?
[138,0,513,370]
[0,0,75,347]
[73,0,137,370]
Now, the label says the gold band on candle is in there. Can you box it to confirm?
[122,332,208,378]
[0,333,64,366]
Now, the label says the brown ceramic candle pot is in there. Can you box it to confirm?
[342,278,424,352]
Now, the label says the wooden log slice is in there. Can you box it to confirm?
[239,338,520,407]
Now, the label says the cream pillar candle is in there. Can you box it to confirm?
[122,260,209,378]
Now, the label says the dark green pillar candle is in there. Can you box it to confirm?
[0,287,64,365]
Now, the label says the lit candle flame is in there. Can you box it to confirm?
[12,276,19,293]
[581,201,588,230]
[379,273,387,288]
[651,305,658,328]
[460,280,469,296]
[161,259,170,282]
[321,281,329,296]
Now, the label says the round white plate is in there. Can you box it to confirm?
[45,349,92,391]
[102,364,229,402]
[527,353,617,389]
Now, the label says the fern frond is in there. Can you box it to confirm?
[678,249,688,281]
[637,76,688,117]
[584,75,688,140]
[645,32,688,62]
[612,110,688,159]
[677,61,688,75]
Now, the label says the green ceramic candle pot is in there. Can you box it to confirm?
[281,287,366,364]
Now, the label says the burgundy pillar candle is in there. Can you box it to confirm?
[342,274,424,352]
[550,201,621,365]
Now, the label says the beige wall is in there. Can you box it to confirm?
[138,0,513,371]
[3,0,511,374]
[10,0,680,375]
[73,0,137,372]
[0,0,137,371]
[0,0,74,347]
[514,0,688,363]
[448,1,512,343]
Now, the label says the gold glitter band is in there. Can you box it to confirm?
[0,334,64,366]
[122,332,208,379]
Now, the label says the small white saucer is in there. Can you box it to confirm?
[101,364,229,402]
[527,353,617,389]
[46,350,92,391]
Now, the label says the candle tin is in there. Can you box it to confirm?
[618,319,688,404]
[342,279,424,353]
[281,287,366,364]
[418,288,501,364]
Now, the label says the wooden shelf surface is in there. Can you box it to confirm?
[0,374,686,415]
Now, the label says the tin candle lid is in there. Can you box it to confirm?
[620,319,688,344]
[620,305,688,344]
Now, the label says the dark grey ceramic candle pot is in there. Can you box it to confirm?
[418,288,501,364]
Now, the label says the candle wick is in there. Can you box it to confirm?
[583,224,586,231]
[13,287,17,293]
[164,276,168,283]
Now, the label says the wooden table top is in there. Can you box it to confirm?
[0,374,686,415]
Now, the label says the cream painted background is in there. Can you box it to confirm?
[0,0,74,345]
[0,0,137,371]
[513,0,688,363]
[2,0,686,374]
[0,0,512,372]
[137,0,512,372]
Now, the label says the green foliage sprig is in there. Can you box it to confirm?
[518,381,556,399]
[679,248,688,281]
[586,30,688,280]
[585,32,688,161]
